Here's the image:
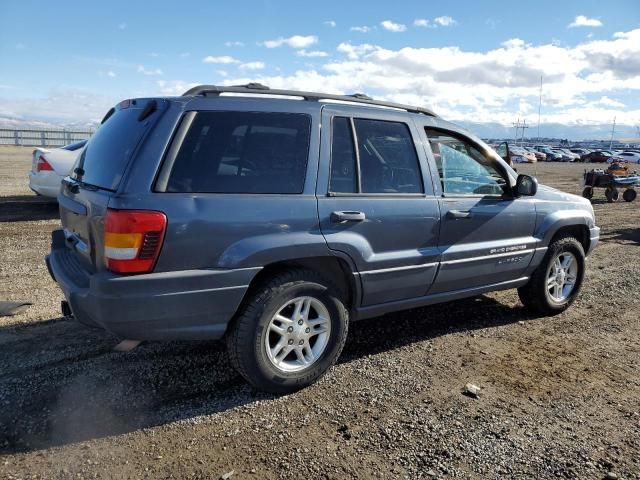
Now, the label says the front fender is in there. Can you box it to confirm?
[535,210,593,247]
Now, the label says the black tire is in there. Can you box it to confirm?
[518,237,585,316]
[226,269,349,394]
[623,188,637,202]
[605,186,619,203]
[581,186,593,200]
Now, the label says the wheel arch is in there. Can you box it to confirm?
[237,255,360,317]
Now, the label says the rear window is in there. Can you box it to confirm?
[73,101,156,190]
[165,111,311,194]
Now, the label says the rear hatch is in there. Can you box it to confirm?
[58,98,166,272]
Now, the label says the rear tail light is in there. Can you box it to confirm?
[36,155,54,172]
[104,209,167,274]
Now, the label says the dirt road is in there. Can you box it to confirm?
[1,146,638,479]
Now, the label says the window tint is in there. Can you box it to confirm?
[166,112,311,194]
[74,102,156,190]
[425,129,507,196]
[353,119,423,193]
[329,117,357,193]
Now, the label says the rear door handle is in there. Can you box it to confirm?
[331,211,366,223]
[447,209,472,219]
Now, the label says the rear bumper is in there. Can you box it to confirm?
[46,229,260,340]
[29,171,63,198]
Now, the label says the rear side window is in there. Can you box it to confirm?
[330,117,357,193]
[73,101,157,190]
[166,112,311,194]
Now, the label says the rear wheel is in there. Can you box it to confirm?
[623,188,637,202]
[518,237,585,315]
[581,186,593,200]
[226,269,348,394]
[605,186,619,202]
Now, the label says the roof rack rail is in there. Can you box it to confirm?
[181,83,437,117]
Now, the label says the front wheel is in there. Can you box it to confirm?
[226,269,348,394]
[518,237,585,315]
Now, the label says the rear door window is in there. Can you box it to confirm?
[165,111,311,194]
[328,117,423,194]
[73,100,159,190]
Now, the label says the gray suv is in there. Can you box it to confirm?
[46,84,600,393]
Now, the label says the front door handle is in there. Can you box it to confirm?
[447,209,472,219]
[331,211,366,223]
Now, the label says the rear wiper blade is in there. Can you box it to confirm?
[63,177,98,193]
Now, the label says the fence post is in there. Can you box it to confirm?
[14,130,19,146]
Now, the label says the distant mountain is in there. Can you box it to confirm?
[458,121,638,142]
[0,116,97,131]
[0,115,636,142]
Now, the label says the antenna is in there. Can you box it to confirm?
[609,116,616,150]
[537,76,542,142]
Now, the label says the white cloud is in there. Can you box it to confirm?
[434,16,456,27]
[414,19,430,28]
[15,43,25,50]
[381,20,407,32]
[150,52,160,57]
[350,26,371,33]
[593,96,625,108]
[203,55,239,64]
[156,80,199,96]
[261,35,318,48]
[225,41,245,47]
[137,65,163,76]
[296,49,329,58]
[239,61,266,70]
[324,20,336,27]
[118,23,127,30]
[336,42,378,60]
[215,28,640,127]
[568,15,603,28]
[180,52,190,58]
[6,28,640,133]
[501,38,526,49]
[107,71,116,78]
[217,70,228,77]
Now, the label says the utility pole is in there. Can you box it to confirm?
[520,119,529,146]
[537,76,542,142]
[513,117,521,144]
[609,117,616,150]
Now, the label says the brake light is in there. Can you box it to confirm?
[104,209,167,274]
[36,155,54,172]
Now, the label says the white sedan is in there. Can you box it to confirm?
[611,151,640,164]
[28,140,87,198]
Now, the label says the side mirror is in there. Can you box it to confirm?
[515,174,538,197]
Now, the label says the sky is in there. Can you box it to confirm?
[1,0,639,137]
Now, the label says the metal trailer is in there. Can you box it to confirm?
[582,166,640,202]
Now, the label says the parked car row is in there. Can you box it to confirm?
[491,143,640,164]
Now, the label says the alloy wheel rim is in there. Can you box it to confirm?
[546,252,578,303]
[264,296,331,372]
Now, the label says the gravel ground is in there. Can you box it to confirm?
[0,146,639,479]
